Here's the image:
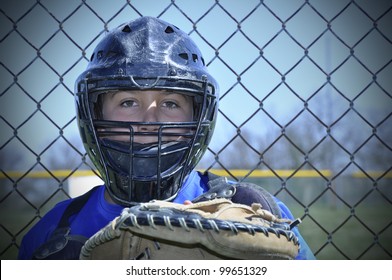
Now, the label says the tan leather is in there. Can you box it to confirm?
[80,199,300,260]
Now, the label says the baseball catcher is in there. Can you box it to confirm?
[19,16,315,260]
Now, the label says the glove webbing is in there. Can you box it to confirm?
[118,204,299,242]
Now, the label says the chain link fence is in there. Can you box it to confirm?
[1,0,391,259]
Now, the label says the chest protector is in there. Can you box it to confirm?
[31,186,99,260]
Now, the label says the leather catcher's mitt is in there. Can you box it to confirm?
[79,198,301,260]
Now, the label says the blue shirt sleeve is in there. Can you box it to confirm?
[274,198,316,260]
[18,186,122,260]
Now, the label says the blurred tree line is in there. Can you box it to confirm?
[1,104,391,210]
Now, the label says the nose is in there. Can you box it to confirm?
[138,102,159,142]
[141,101,159,123]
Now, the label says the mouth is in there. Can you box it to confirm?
[95,121,195,144]
[99,138,190,179]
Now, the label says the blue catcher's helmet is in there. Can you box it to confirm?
[75,17,219,206]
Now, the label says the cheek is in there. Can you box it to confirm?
[103,106,140,122]
[184,104,194,121]
[160,107,193,122]
[101,103,114,120]
[98,127,132,142]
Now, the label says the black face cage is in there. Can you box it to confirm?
[75,75,217,206]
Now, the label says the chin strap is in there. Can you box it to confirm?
[194,171,283,219]
[192,175,236,202]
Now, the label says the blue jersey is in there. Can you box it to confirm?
[18,171,315,260]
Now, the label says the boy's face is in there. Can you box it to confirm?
[100,90,194,143]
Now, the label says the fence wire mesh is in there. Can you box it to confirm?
[0,0,391,259]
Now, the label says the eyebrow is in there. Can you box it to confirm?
[115,91,190,99]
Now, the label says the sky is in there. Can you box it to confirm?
[0,0,391,171]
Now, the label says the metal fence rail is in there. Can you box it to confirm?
[0,0,391,259]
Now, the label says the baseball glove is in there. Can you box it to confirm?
[79,198,301,260]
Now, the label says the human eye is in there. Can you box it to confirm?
[120,99,137,108]
[162,100,179,110]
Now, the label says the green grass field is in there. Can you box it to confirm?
[289,203,392,259]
